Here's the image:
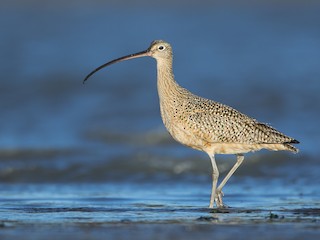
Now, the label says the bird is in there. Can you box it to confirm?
[83,40,299,208]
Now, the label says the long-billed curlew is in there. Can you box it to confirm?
[83,40,299,208]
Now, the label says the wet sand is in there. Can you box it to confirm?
[1,222,320,240]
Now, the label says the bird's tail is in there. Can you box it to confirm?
[284,139,299,153]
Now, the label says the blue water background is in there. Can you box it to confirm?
[0,2,319,229]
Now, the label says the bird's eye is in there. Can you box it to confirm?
[158,45,165,51]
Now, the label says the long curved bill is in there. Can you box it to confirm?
[83,49,150,84]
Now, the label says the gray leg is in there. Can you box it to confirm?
[209,154,219,208]
[216,154,244,208]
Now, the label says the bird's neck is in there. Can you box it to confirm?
[156,59,181,99]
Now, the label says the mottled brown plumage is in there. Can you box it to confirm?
[84,40,299,208]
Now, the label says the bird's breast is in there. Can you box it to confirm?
[159,100,208,151]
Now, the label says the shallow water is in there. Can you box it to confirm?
[0,0,320,239]
[0,181,319,239]
[0,182,319,223]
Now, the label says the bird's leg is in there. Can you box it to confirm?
[215,154,244,208]
[209,154,219,208]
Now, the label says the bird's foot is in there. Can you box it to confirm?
[215,189,228,208]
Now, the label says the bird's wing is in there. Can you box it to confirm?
[185,99,295,144]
